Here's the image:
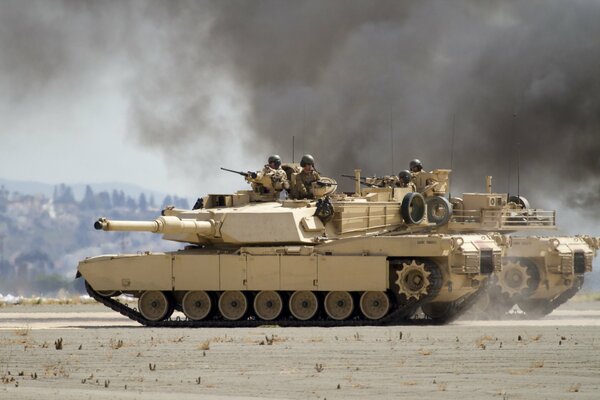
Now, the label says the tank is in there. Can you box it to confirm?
[345,169,598,318]
[77,166,503,326]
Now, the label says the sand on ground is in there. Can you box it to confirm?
[1,302,599,400]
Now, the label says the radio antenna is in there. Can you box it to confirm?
[390,105,394,175]
[292,135,295,163]
[450,113,456,170]
[449,113,456,199]
[517,135,521,200]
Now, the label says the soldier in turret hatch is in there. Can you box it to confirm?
[291,154,321,199]
[409,159,423,174]
[398,170,416,191]
[246,154,290,196]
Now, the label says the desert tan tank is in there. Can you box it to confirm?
[349,169,598,318]
[77,166,502,326]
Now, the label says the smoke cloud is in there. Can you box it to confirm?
[2,0,600,216]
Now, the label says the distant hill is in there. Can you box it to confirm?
[0,177,177,203]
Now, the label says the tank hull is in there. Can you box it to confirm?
[471,236,594,318]
[79,234,501,326]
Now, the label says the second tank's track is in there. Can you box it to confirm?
[517,275,585,318]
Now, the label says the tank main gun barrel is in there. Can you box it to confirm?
[94,216,215,236]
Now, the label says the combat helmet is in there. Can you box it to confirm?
[268,154,282,168]
[300,154,315,167]
[409,159,422,172]
[398,170,412,186]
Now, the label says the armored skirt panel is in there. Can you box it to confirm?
[78,234,500,326]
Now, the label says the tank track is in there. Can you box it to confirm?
[518,275,585,318]
[422,287,490,324]
[85,281,449,328]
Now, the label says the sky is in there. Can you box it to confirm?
[1,0,599,225]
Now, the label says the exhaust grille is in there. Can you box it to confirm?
[480,249,494,274]
[574,251,585,274]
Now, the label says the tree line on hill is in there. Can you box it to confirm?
[0,184,186,297]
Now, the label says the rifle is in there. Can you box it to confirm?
[221,167,257,179]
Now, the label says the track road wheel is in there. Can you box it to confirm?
[138,291,174,322]
[182,291,212,321]
[395,260,431,301]
[324,291,354,320]
[97,290,120,297]
[289,291,318,321]
[253,291,283,321]
[360,291,390,320]
[218,291,248,321]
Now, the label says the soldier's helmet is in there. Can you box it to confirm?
[398,170,412,185]
[300,154,315,167]
[268,154,282,168]
[409,159,423,172]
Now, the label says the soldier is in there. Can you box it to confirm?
[247,154,290,195]
[263,154,290,192]
[291,154,321,199]
[409,159,423,173]
[398,170,416,191]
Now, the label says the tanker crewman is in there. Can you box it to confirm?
[398,170,416,191]
[247,154,290,195]
[291,154,321,199]
[409,158,425,189]
[409,159,423,174]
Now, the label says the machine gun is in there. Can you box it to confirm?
[315,180,336,187]
[221,167,257,179]
[341,174,383,188]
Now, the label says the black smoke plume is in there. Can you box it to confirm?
[2,1,600,215]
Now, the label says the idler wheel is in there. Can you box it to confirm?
[395,260,431,300]
[253,291,283,321]
[359,291,390,320]
[218,291,248,321]
[324,291,354,320]
[182,290,212,321]
[138,291,173,322]
[289,291,318,321]
[97,290,120,297]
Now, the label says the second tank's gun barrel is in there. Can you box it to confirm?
[94,216,215,236]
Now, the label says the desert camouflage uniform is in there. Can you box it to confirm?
[291,170,321,199]
[247,165,290,194]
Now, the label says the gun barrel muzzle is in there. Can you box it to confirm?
[94,216,215,236]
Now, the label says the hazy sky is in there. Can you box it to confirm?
[1,0,599,216]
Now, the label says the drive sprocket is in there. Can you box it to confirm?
[498,259,530,298]
[395,260,431,301]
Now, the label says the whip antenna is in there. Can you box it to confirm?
[390,106,394,175]
[449,113,456,199]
